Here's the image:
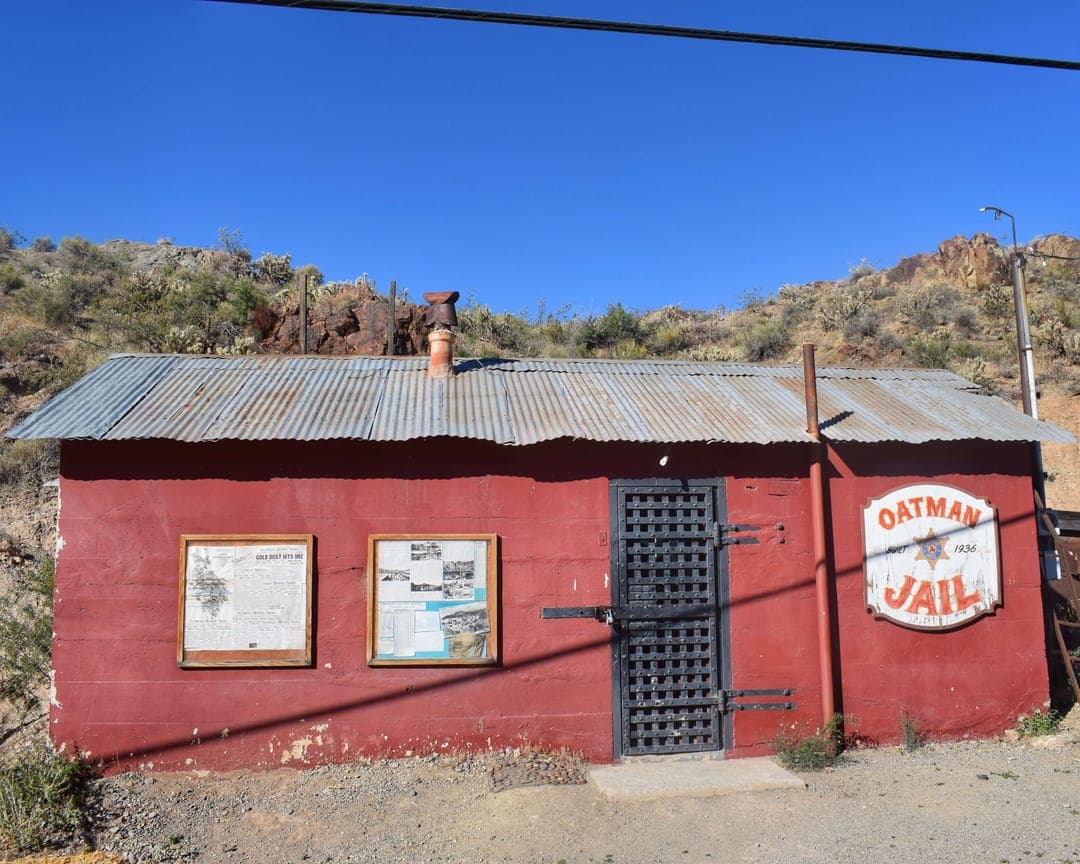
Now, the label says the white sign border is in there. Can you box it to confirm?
[861,482,1003,632]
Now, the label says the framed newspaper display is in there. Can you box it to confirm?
[367,534,499,666]
[177,534,314,668]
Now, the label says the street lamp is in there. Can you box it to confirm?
[978,206,1038,420]
[979,208,1052,579]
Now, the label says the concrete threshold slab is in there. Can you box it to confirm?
[588,755,806,801]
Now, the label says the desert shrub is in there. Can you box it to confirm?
[848,258,876,281]
[28,237,55,253]
[458,303,538,356]
[905,332,952,368]
[774,714,847,771]
[0,228,23,256]
[678,314,734,352]
[217,226,251,261]
[99,268,266,353]
[818,285,873,333]
[0,264,24,293]
[738,287,766,310]
[740,319,790,361]
[1035,318,1080,363]
[10,282,77,328]
[294,263,324,291]
[597,338,645,360]
[951,357,994,393]
[57,236,115,275]
[874,331,902,353]
[974,281,1013,319]
[0,559,54,723]
[777,282,819,312]
[1052,293,1080,330]
[1062,372,1080,396]
[897,286,956,330]
[952,306,980,335]
[254,251,293,287]
[577,303,647,353]
[778,301,808,330]
[684,344,738,362]
[1040,277,1080,326]
[95,270,172,350]
[0,440,58,490]
[647,325,691,356]
[0,743,85,856]
[844,309,881,342]
[949,339,983,361]
[0,321,51,363]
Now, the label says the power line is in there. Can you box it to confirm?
[203,0,1080,72]
[1027,249,1080,262]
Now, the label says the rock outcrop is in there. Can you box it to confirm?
[263,283,427,356]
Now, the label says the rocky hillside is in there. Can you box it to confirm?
[1,227,1078,574]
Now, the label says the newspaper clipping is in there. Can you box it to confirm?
[372,536,494,663]
[183,541,309,653]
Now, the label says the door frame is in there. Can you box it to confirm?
[609,477,733,759]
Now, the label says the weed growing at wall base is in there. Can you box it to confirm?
[1015,709,1060,738]
[773,714,849,771]
[900,710,925,752]
[0,743,86,855]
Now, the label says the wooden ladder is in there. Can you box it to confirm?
[1038,495,1080,703]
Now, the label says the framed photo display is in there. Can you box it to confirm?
[368,534,498,666]
[177,534,314,668]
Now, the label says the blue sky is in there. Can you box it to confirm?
[5,0,1079,313]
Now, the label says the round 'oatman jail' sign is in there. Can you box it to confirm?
[863,483,1001,630]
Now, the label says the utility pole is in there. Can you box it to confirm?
[980,206,1052,574]
[979,207,1039,420]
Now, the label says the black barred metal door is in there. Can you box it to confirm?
[611,479,728,757]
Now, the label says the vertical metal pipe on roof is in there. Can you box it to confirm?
[804,344,837,727]
[388,280,397,357]
[299,272,309,355]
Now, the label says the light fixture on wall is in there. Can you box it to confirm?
[658,448,670,468]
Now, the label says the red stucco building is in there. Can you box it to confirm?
[8,348,1073,771]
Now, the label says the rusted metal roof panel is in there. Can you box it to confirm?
[496,368,583,445]
[5,354,178,440]
[6,354,1074,446]
[799,376,1074,444]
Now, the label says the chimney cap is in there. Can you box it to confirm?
[422,291,459,305]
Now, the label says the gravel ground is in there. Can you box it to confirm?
[64,729,1080,864]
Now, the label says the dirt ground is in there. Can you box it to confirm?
[23,725,1065,864]
[1043,391,1080,511]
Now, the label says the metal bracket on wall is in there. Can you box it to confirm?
[718,688,796,713]
[541,605,717,624]
[713,522,761,547]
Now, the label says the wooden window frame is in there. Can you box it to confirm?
[367,534,499,666]
[177,534,314,668]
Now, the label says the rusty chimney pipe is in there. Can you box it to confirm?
[423,291,459,378]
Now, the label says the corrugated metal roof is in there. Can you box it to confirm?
[6,353,1074,446]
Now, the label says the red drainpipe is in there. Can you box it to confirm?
[803,343,837,725]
